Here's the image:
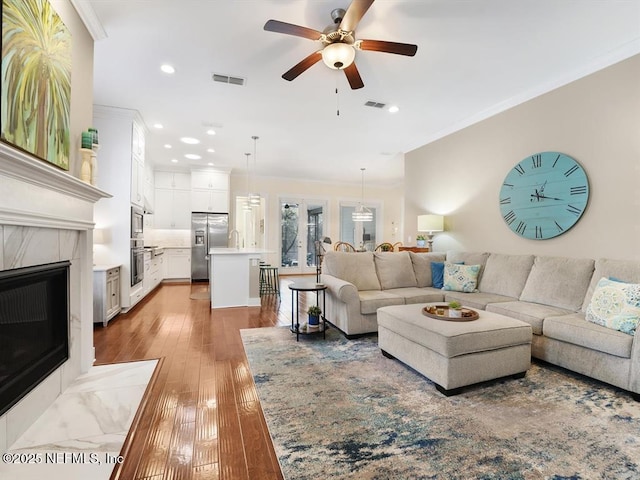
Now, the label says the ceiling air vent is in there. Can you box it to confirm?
[212,73,246,86]
[365,100,386,109]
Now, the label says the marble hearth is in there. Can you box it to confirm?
[0,143,110,452]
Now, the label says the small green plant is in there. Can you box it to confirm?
[448,301,462,310]
[307,305,322,316]
[416,235,426,241]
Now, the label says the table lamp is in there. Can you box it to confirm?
[417,214,444,250]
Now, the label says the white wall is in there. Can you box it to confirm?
[405,54,640,260]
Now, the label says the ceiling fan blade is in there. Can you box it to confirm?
[344,63,364,90]
[359,39,418,56]
[282,52,323,81]
[339,0,375,32]
[264,19,323,40]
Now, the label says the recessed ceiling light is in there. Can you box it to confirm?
[207,148,215,153]
[164,144,172,149]
[207,162,214,166]
[153,123,163,129]
[171,158,178,163]
[160,64,175,74]
[180,137,200,144]
[185,154,202,160]
[206,129,216,136]
[388,105,399,113]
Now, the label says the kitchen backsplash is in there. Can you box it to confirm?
[145,229,190,247]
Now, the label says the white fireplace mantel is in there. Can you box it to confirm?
[0,141,111,452]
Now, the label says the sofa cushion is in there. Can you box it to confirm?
[358,290,404,315]
[374,252,417,290]
[581,258,640,312]
[479,254,534,298]
[544,313,633,358]
[519,256,594,311]
[585,277,640,336]
[443,263,481,293]
[386,287,444,304]
[444,292,516,310]
[409,252,446,287]
[322,251,380,291]
[486,301,573,335]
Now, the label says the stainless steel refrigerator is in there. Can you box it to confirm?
[191,212,229,281]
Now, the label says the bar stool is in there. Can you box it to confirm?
[259,265,280,296]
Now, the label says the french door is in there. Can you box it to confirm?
[280,198,327,274]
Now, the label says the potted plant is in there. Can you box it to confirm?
[448,301,462,318]
[307,305,322,326]
[416,235,426,247]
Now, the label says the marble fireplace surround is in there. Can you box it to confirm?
[0,143,109,452]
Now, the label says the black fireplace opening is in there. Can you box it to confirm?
[0,261,70,417]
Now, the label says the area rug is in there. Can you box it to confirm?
[241,327,640,480]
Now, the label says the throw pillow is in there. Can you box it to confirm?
[443,263,481,293]
[431,262,446,289]
[585,277,640,336]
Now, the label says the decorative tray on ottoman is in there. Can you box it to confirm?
[422,304,479,322]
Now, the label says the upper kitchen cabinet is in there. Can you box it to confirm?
[154,171,191,229]
[191,169,230,213]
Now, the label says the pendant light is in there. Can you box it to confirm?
[248,136,261,206]
[243,153,252,211]
[352,168,373,222]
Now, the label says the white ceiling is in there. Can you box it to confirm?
[85,0,640,187]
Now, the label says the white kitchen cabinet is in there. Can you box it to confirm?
[191,169,228,190]
[163,248,191,279]
[191,188,229,213]
[155,171,191,190]
[191,169,230,213]
[93,105,149,312]
[131,154,145,208]
[154,188,190,229]
[143,250,164,294]
[93,265,121,326]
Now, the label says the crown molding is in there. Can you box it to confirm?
[70,0,107,41]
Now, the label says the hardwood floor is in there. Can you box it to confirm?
[94,277,314,480]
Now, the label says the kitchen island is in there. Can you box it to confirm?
[208,248,270,308]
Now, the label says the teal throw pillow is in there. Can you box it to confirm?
[586,277,640,336]
[431,261,464,289]
[443,262,481,293]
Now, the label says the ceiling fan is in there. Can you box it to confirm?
[264,0,418,90]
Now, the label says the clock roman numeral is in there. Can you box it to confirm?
[514,164,525,176]
[531,154,542,168]
[500,197,511,205]
[564,165,579,177]
[515,221,527,235]
[567,204,582,216]
[554,221,564,232]
[503,210,516,225]
[503,182,514,188]
[552,154,561,168]
[570,186,587,195]
[535,226,543,239]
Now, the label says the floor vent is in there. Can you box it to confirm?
[212,73,246,86]
[365,100,386,109]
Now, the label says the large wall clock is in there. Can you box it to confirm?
[499,151,589,240]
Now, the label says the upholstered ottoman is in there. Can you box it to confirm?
[378,304,533,395]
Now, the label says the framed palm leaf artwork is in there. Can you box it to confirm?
[1,0,71,170]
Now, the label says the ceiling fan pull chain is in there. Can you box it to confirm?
[335,77,340,116]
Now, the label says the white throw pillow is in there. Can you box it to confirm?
[443,263,481,293]
[585,277,640,336]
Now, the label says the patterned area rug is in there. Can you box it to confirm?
[241,326,640,480]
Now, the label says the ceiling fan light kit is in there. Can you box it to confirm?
[264,0,417,90]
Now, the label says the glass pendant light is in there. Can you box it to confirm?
[248,136,261,206]
[353,168,373,222]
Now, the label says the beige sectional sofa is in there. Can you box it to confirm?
[320,250,640,399]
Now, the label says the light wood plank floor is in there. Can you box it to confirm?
[94,277,315,480]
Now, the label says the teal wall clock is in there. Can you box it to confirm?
[499,152,589,240]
